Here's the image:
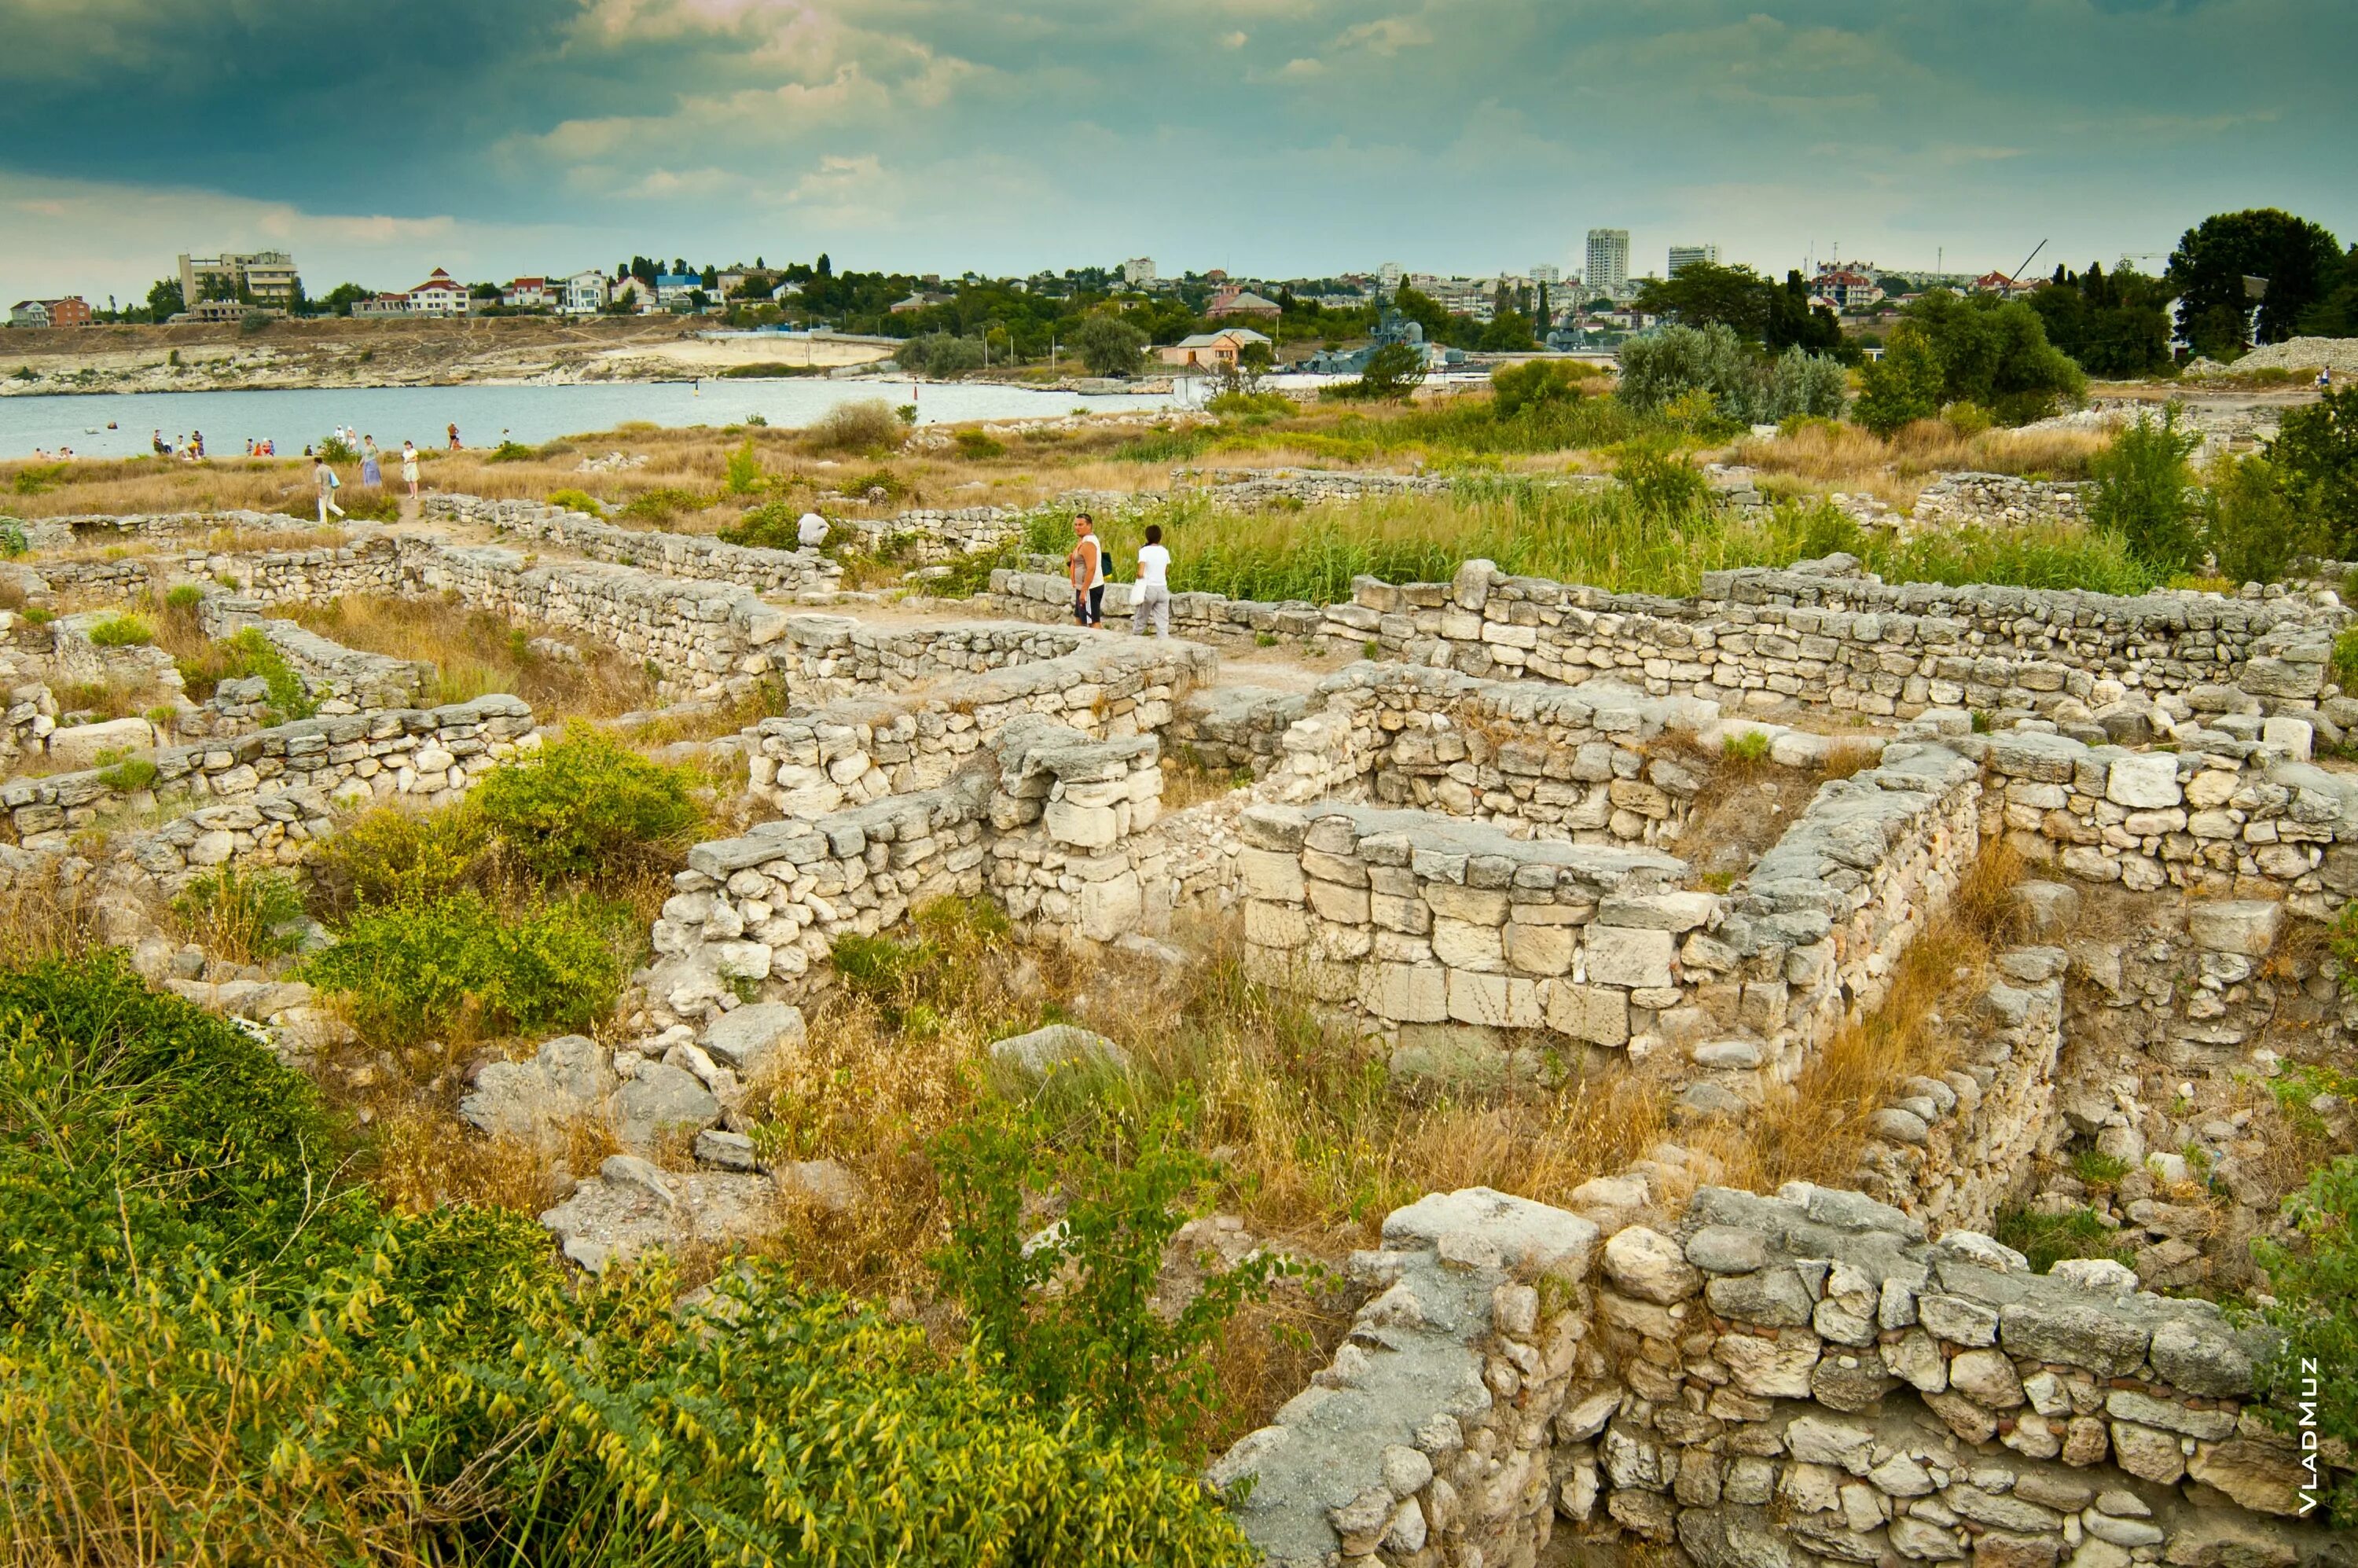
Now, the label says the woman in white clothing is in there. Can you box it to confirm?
[1132,523,1172,637]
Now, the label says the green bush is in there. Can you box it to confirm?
[487,439,534,463]
[1992,1204,2134,1274]
[0,519,27,557]
[838,465,908,501]
[469,727,702,883]
[1489,358,1587,420]
[546,487,601,515]
[2088,405,2202,575]
[2206,453,2317,585]
[303,803,489,920]
[724,436,764,494]
[86,614,154,648]
[615,487,710,525]
[172,864,308,963]
[95,755,159,791]
[0,957,1256,1564]
[174,626,314,718]
[302,890,626,1039]
[954,428,1008,459]
[2271,386,2358,556]
[806,398,908,454]
[1856,325,1948,435]
[1615,440,1711,519]
[1204,389,1295,420]
[163,582,204,611]
[934,1102,1298,1447]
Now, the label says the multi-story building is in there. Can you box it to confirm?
[351,293,411,318]
[1377,261,1404,292]
[406,268,471,317]
[1813,266,1884,310]
[9,296,92,327]
[1122,256,1156,288]
[1530,264,1560,287]
[178,251,299,307]
[1585,230,1630,299]
[500,277,553,310]
[1666,243,1720,277]
[561,270,612,315]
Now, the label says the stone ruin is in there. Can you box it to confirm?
[2,481,2352,1566]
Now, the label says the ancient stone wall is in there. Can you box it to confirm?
[196,593,435,711]
[1907,473,2091,534]
[1212,1183,2339,1568]
[424,496,845,596]
[987,558,2343,720]
[1,695,534,848]
[648,714,1166,1021]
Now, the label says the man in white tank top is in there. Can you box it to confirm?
[1132,523,1171,637]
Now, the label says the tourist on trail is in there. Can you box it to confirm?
[361,435,382,487]
[1068,513,1106,628]
[2322,367,2335,391]
[796,511,828,549]
[315,455,346,523]
[190,431,204,458]
[401,440,421,498]
[447,422,461,451]
[1133,523,1172,638]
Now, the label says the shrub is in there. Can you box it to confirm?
[954,428,1008,459]
[1204,389,1295,419]
[1992,1204,2135,1274]
[615,487,709,524]
[1489,358,1587,419]
[303,803,488,921]
[933,1102,1298,1446]
[174,626,314,718]
[86,614,154,648]
[317,437,358,465]
[0,519,26,557]
[898,332,986,376]
[172,864,308,964]
[718,498,803,549]
[1615,440,1711,519]
[1072,315,1148,378]
[1856,325,1948,435]
[2271,386,2358,556]
[163,582,204,611]
[839,466,909,501]
[2088,404,2202,575]
[94,756,159,791]
[302,889,627,1040]
[806,398,907,454]
[469,727,702,883]
[546,487,601,515]
[0,957,1252,1566]
[2206,453,2317,585]
[487,440,534,463]
[724,436,764,494]
[1618,323,1841,425]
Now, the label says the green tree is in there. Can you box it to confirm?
[1490,358,1585,419]
[1854,325,1947,435]
[145,277,185,320]
[1635,261,1774,341]
[314,281,370,318]
[1071,314,1148,377]
[1886,290,2085,424]
[2299,244,2358,336]
[1354,341,1427,399]
[1767,270,1844,354]
[1391,283,1453,343]
[2270,387,2358,555]
[2168,208,2344,357]
[2028,263,2173,378]
[1478,310,1537,351]
[2088,405,2202,575]
[2206,454,2318,586]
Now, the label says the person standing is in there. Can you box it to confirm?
[1132,523,1172,637]
[400,439,421,498]
[1068,513,1106,628]
[361,435,382,487]
[796,510,829,549]
[315,454,347,523]
[447,422,461,451]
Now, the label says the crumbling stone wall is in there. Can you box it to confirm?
[1213,1182,2341,1568]
[424,495,845,597]
[1907,473,2091,534]
[196,593,435,711]
[987,557,2342,719]
[648,715,1168,1022]
[1,695,534,848]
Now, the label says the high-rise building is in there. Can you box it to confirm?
[1666,244,1721,277]
[1585,230,1629,299]
[1378,261,1404,291]
[1530,264,1560,287]
[178,251,299,307]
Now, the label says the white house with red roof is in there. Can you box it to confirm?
[407,268,470,317]
[500,277,553,310]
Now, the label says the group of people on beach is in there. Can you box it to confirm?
[311,435,423,522]
[1065,513,1173,637]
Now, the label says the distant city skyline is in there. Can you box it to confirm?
[3,2,2352,305]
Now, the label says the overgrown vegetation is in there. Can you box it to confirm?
[0,957,1254,1566]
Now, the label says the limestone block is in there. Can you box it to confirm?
[2185,899,2281,957]
[1432,916,1505,971]
[1447,970,1541,1028]
[1504,920,1576,975]
[1363,962,1449,1023]
[2106,753,2182,809]
[1544,981,1628,1045]
[1245,899,1313,950]
[1583,925,1673,989]
[1603,1226,1702,1304]
[1238,847,1304,902]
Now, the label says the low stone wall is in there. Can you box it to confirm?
[1907,472,2090,534]
[424,496,844,597]
[1954,721,2358,915]
[1213,1182,2338,1568]
[764,615,1100,703]
[839,505,1022,562]
[1,695,534,848]
[647,714,1166,1020]
[123,782,340,890]
[1236,741,1982,1090]
[987,557,2344,720]
[46,611,186,699]
[24,508,285,543]
[744,637,1211,817]
[197,593,435,711]
[1169,685,1313,779]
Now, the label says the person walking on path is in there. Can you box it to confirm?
[400,440,421,498]
[1068,513,1106,628]
[361,435,383,487]
[315,455,347,524]
[1132,523,1171,637]
[447,422,461,451]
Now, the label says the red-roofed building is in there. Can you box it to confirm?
[408,268,469,317]
[500,277,553,310]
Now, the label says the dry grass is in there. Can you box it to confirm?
[365,1102,623,1217]
[281,593,661,718]
[1733,419,2111,505]
[1700,839,2026,1192]
[0,868,100,963]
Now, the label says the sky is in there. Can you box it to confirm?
[3,0,2354,306]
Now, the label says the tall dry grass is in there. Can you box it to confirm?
[1699,839,2026,1192]
[1733,419,2112,505]
[281,593,661,718]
